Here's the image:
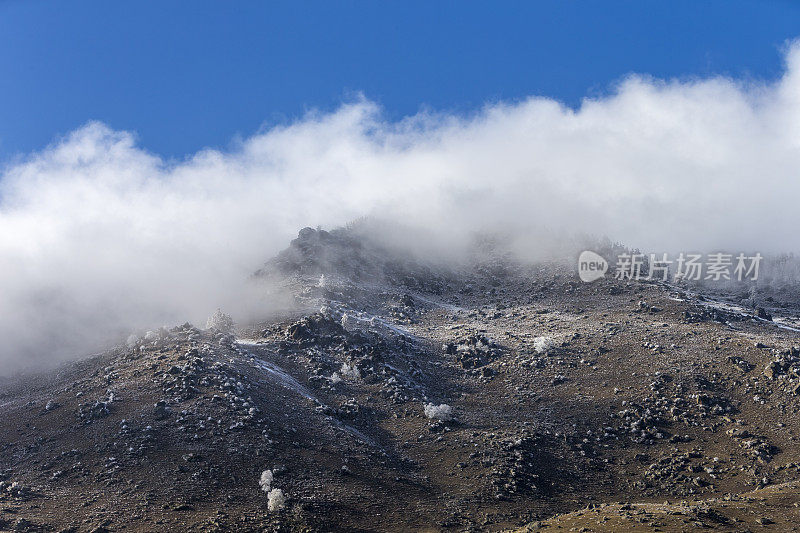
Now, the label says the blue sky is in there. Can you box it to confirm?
[1,0,799,164]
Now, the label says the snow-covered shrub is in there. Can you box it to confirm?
[340,362,361,380]
[126,334,140,348]
[143,327,172,342]
[259,469,273,493]
[267,488,285,511]
[424,403,453,421]
[533,336,555,354]
[206,309,235,333]
[318,305,346,323]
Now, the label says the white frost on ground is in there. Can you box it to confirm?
[247,354,317,401]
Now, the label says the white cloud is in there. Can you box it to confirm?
[2,44,800,369]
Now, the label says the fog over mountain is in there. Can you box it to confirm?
[3,43,800,369]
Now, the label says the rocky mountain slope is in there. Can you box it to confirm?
[1,227,799,532]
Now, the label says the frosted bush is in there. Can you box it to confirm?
[340,362,361,380]
[267,488,285,511]
[206,309,235,333]
[259,469,273,492]
[126,334,140,348]
[424,403,453,421]
[533,336,555,354]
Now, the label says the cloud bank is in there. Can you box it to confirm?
[3,43,800,369]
